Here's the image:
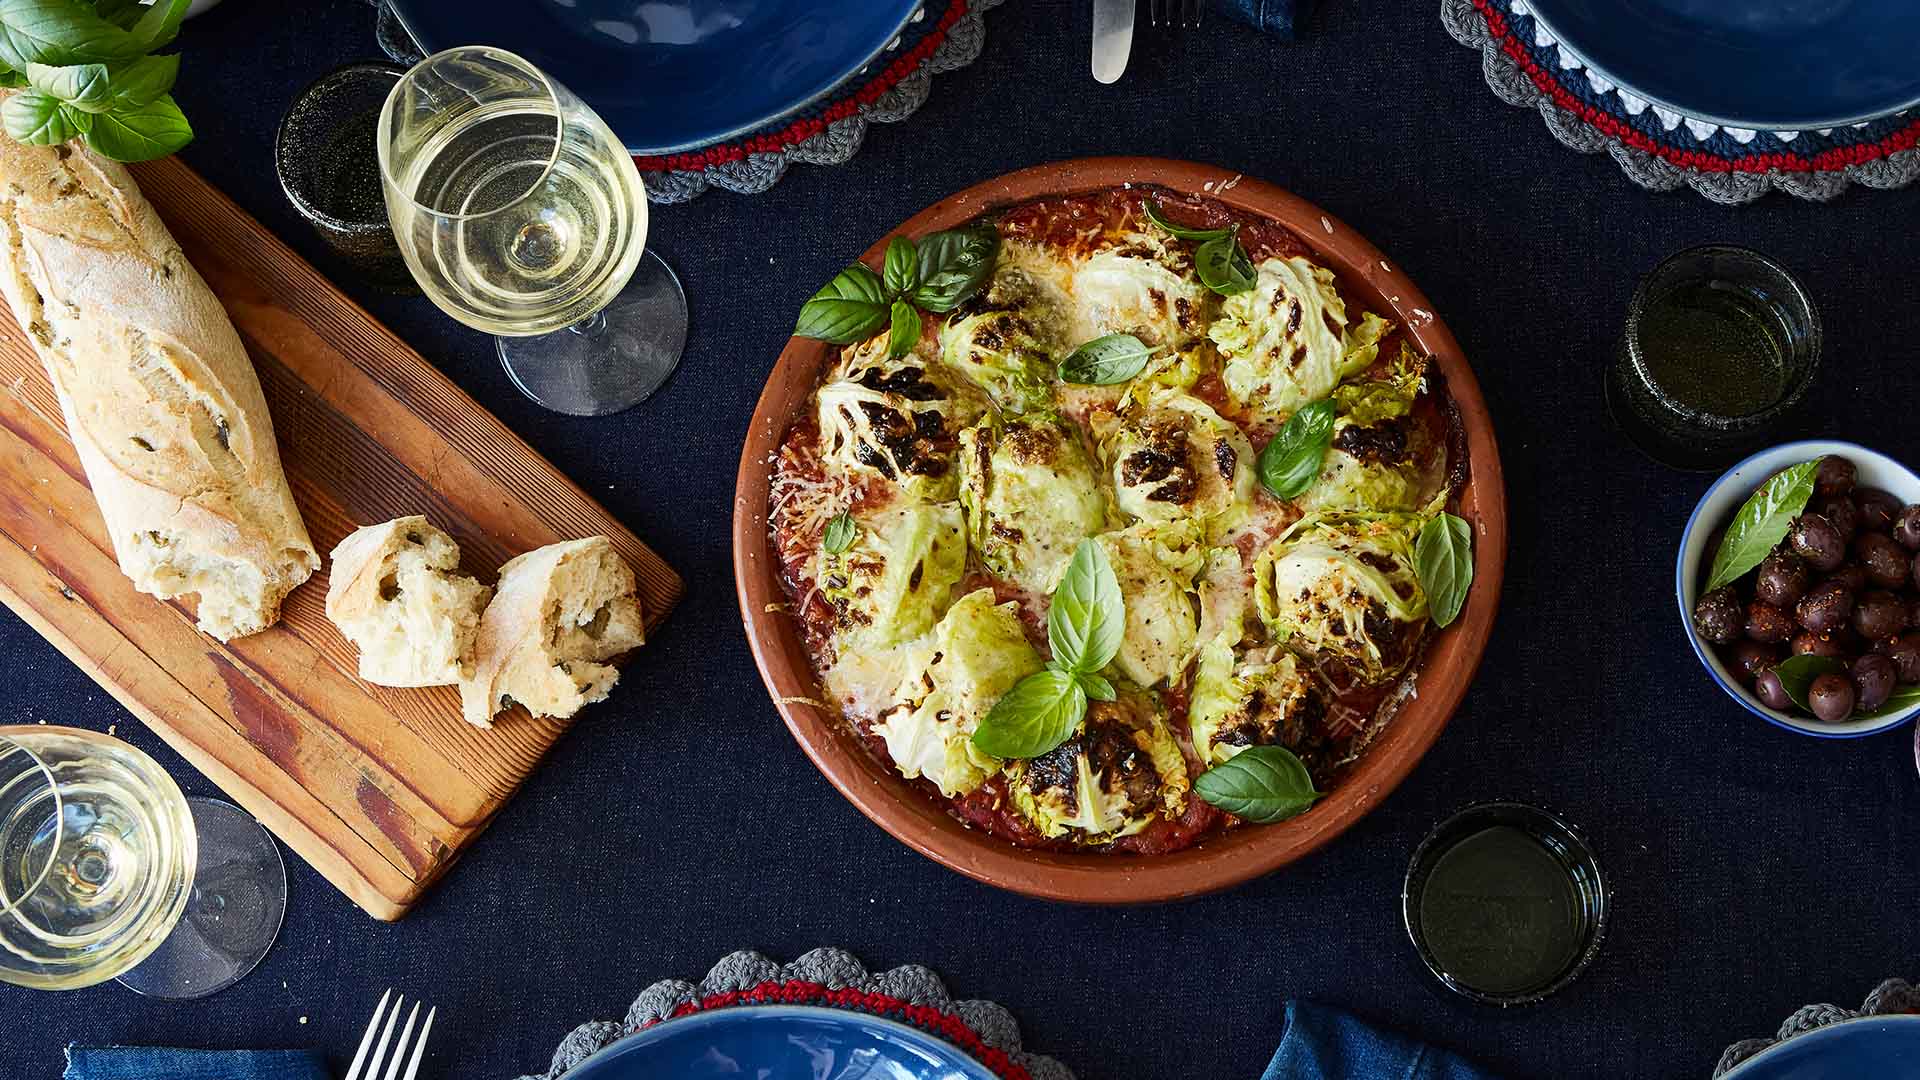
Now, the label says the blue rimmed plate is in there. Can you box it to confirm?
[1524,0,1920,129]
[1721,1015,1920,1079]
[387,0,923,155]
[561,1006,1000,1080]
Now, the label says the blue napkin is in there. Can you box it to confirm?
[1263,1003,1503,1080]
[1218,0,1314,39]
[65,1046,328,1080]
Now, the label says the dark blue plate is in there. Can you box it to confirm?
[1721,1016,1920,1079]
[1524,0,1920,129]
[561,1006,1001,1080]
[387,0,922,154]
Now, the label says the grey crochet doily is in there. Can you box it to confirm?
[369,0,1006,204]
[1441,0,1920,204]
[1712,977,1920,1076]
[512,948,1076,1080]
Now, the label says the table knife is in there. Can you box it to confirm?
[1091,0,1134,84]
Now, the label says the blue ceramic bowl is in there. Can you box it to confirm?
[1721,1014,1920,1080]
[560,1005,1000,1080]
[387,0,923,154]
[1525,0,1920,130]
[1676,440,1920,739]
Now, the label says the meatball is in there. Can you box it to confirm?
[1808,673,1856,722]
[1755,551,1811,608]
[1789,514,1846,572]
[1855,531,1910,588]
[1745,600,1795,643]
[1814,456,1857,497]
[1795,580,1855,635]
[1692,587,1744,644]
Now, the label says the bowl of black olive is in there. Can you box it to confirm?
[1680,442,1920,737]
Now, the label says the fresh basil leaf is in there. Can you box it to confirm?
[1046,538,1124,675]
[1057,333,1152,385]
[1143,197,1233,242]
[1771,654,1845,712]
[1862,684,1920,719]
[1195,232,1256,296]
[59,101,90,133]
[882,235,917,298]
[1256,399,1336,499]
[128,0,189,50]
[886,298,921,360]
[971,669,1086,759]
[1705,458,1821,593]
[1194,746,1322,824]
[80,91,188,161]
[93,0,148,29]
[1077,672,1116,702]
[0,0,148,68]
[794,263,888,344]
[0,69,24,88]
[1416,512,1474,628]
[822,511,857,554]
[25,61,108,110]
[2,88,77,144]
[909,221,997,313]
[104,53,176,108]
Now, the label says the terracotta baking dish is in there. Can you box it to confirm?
[733,158,1506,903]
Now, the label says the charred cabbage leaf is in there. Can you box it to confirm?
[1068,238,1209,350]
[820,501,968,652]
[1004,693,1190,842]
[816,337,986,501]
[1093,523,1203,687]
[1253,510,1429,685]
[1209,255,1391,425]
[871,589,1044,797]
[939,308,1054,415]
[1188,635,1324,767]
[1103,389,1255,535]
[1302,346,1444,514]
[957,415,1107,597]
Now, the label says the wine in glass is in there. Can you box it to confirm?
[377,45,689,416]
[0,728,286,997]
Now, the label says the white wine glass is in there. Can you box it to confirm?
[377,46,689,416]
[0,728,286,998]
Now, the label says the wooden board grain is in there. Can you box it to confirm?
[0,156,682,921]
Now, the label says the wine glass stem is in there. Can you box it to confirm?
[569,310,609,338]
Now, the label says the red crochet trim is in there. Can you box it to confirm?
[632,978,1034,1080]
[633,1,971,173]
[1472,0,1920,174]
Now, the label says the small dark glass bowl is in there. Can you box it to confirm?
[1402,801,1610,1007]
[275,61,414,291]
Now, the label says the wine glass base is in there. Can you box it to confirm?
[115,797,287,1001]
[497,248,689,416]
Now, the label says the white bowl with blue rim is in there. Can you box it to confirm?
[1677,439,1920,739]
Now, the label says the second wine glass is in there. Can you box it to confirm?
[377,46,688,416]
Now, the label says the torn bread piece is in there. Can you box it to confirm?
[459,536,645,727]
[325,516,491,687]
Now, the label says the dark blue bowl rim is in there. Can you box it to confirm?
[1675,439,1920,740]
[1719,1014,1920,1079]
[559,1004,1001,1079]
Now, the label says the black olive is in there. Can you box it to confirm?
[1754,669,1793,711]
[1913,551,1920,594]
[1894,505,1920,551]
[1789,514,1846,572]
[1817,497,1860,544]
[1853,654,1897,712]
[1856,532,1910,588]
[1745,600,1795,643]
[1808,673,1856,722]
[1890,634,1920,684]
[1793,630,1851,659]
[1728,640,1782,683]
[1857,487,1902,533]
[1691,586,1744,645]
[1754,551,1811,608]
[1795,580,1855,635]
[1826,564,1871,593]
[1853,590,1909,641]
[1815,456,1857,497]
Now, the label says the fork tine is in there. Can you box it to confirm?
[344,990,393,1080]
[359,994,405,1080]
[399,1008,436,1080]
[382,1002,422,1080]
[1189,0,1204,28]
[1149,0,1162,28]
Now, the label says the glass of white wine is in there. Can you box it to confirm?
[0,728,286,998]
[377,46,689,416]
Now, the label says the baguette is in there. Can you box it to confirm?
[0,137,317,639]
[325,517,491,687]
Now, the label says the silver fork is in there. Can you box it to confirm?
[1148,0,1204,29]
[344,989,437,1080]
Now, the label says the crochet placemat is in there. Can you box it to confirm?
[512,948,1076,1080]
[1712,977,1920,1076]
[1442,0,1920,204]
[371,0,1005,204]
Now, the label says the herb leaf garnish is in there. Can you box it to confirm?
[909,222,999,313]
[1143,197,1233,242]
[887,299,921,360]
[973,539,1125,759]
[0,0,194,161]
[1863,684,1920,719]
[794,264,889,344]
[883,235,918,297]
[1705,458,1821,593]
[1771,654,1844,712]
[794,223,1001,352]
[1057,333,1154,385]
[1194,745,1322,823]
[821,511,857,554]
[1416,512,1474,628]
[1195,232,1256,295]
[1256,399,1336,499]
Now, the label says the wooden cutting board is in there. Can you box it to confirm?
[0,156,682,921]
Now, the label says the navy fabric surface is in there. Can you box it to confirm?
[1262,1003,1502,1080]
[64,1046,326,1080]
[1219,0,1310,38]
[0,3,1916,1079]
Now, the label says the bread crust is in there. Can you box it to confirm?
[325,516,490,687]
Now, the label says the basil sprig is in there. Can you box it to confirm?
[1194,745,1321,823]
[1705,458,1820,593]
[1057,333,1154,385]
[1415,512,1474,628]
[0,0,193,162]
[1142,195,1256,297]
[1256,399,1336,499]
[794,223,1000,359]
[1142,197,1232,242]
[972,539,1124,759]
[821,511,857,555]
